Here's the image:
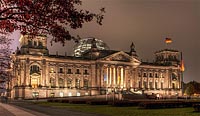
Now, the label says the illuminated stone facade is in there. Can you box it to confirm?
[10,35,183,99]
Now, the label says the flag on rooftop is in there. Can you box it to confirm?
[165,38,172,44]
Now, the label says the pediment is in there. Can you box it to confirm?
[101,51,136,63]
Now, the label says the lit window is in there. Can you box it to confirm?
[59,92,64,97]
[50,77,56,87]
[75,79,80,88]
[84,79,88,88]
[30,65,40,74]
[59,78,64,87]
[67,79,72,88]
[50,68,54,73]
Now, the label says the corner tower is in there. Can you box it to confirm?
[129,42,138,59]
[154,49,180,66]
[18,35,49,55]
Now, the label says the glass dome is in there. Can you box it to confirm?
[73,37,109,57]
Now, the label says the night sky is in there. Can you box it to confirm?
[10,0,200,83]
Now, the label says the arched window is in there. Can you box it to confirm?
[50,77,56,87]
[84,79,88,88]
[67,78,72,88]
[38,41,43,47]
[75,79,80,88]
[172,73,178,81]
[31,77,38,88]
[30,65,40,74]
[28,40,32,46]
[34,41,37,46]
[59,78,64,87]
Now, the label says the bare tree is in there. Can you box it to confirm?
[0,35,12,91]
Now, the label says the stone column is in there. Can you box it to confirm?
[100,66,104,87]
[56,65,59,87]
[124,67,127,88]
[113,67,116,86]
[25,62,30,86]
[42,59,46,86]
[20,61,25,85]
[81,68,84,87]
[109,67,112,87]
[107,66,110,87]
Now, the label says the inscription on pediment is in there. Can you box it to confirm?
[108,54,131,62]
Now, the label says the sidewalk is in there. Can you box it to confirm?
[0,103,49,116]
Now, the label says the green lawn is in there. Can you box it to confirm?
[36,102,200,116]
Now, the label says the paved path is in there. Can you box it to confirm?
[8,101,105,116]
[0,102,49,116]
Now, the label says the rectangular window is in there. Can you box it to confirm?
[76,69,81,74]
[155,73,158,78]
[172,83,175,89]
[67,69,72,74]
[59,68,63,73]
[143,73,147,77]
[149,73,153,77]
[149,82,153,89]
[83,69,89,75]
[84,79,88,88]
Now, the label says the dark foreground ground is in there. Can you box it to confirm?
[8,100,106,116]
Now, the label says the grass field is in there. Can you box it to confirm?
[36,102,200,116]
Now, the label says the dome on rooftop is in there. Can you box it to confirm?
[73,37,109,57]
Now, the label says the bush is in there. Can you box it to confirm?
[47,99,54,102]
[61,99,69,103]
[87,100,108,105]
[69,100,87,104]
[139,101,185,109]
[112,100,141,107]
[193,104,200,112]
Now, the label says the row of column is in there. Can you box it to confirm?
[102,66,126,88]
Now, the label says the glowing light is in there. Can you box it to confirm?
[19,35,24,42]
[68,92,72,96]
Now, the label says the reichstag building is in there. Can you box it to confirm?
[10,35,183,99]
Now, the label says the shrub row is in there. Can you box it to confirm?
[47,98,200,108]
[193,104,200,112]
[87,100,108,105]
[47,99,109,105]
[139,101,200,109]
[111,100,141,107]
[47,99,69,103]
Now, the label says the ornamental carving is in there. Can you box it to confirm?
[108,54,131,62]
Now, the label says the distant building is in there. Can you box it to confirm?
[10,35,183,99]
